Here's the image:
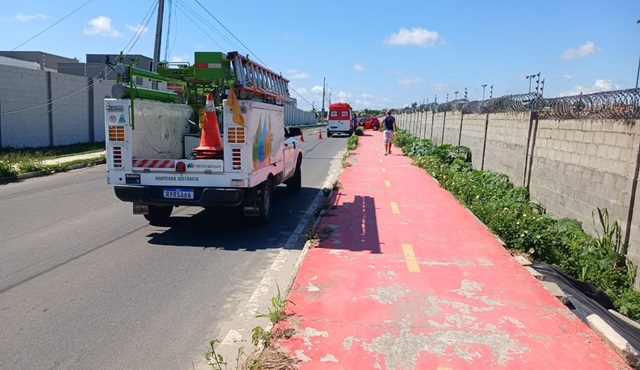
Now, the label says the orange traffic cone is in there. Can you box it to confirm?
[299,132,304,142]
[318,130,323,140]
[193,93,223,159]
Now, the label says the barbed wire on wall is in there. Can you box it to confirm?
[397,89,640,119]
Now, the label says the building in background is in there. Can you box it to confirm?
[0,51,78,72]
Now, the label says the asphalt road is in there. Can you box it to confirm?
[0,134,348,370]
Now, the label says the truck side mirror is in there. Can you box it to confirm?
[288,127,302,137]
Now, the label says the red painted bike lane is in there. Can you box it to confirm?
[274,131,629,370]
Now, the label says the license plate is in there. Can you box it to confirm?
[163,188,194,199]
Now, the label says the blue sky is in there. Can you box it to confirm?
[1,0,638,111]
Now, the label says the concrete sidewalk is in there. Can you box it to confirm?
[40,151,106,166]
[273,131,629,369]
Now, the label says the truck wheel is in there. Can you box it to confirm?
[257,178,274,224]
[286,161,302,194]
[144,205,172,226]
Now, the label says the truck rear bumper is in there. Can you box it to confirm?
[114,185,244,207]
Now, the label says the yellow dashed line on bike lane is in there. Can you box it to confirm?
[390,201,399,214]
[402,244,420,272]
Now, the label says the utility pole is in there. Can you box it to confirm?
[321,77,326,118]
[152,0,165,90]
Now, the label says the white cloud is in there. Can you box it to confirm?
[563,74,573,81]
[125,24,148,36]
[559,79,620,96]
[84,16,122,37]
[286,68,310,80]
[310,85,324,93]
[384,27,440,47]
[361,93,373,98]
[336,91,353,101]
[397,77,423,88]
[561,41,598,60]
[354,64,367,72]
[430,82,450,91]
[15,13,47,21]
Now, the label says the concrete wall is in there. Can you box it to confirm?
[0,66,50,147]
[444,111,463,146]
[395,110,640,281]
[0,65,316,147]
[483,112,530,186]
[459,113,487,170]
[529,119,638,253]
[50,72,90,146]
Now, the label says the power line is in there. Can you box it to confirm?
[173,3,226,51]
[11,0,96,51]
[192,0,267,67]
[188,0,314,109]
[164,0,173,61]
[122,0,158,56]
[174,0,240,52]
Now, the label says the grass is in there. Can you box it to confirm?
[0,142,105,178]
[205,286,297,370]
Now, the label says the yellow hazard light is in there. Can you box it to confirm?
[109,126,125,141]
[227,127,245,143]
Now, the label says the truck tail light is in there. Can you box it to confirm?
[112,146,122,167]
[232,148,241,170]
[176,161,186,172]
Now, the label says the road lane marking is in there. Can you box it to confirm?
[391,202,399,214]
[385,180,391,187]
[402,244,420,272]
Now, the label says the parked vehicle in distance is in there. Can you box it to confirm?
[360,117,380,131]
[327,102,354,137]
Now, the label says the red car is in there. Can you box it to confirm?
[359,117,380,130]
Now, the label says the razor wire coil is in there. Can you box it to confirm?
[397,89,640,119]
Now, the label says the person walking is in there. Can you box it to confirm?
[383,109,396,155]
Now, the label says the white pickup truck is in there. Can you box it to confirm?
[104,97,303,225]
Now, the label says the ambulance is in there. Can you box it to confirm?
[326,102,354,137]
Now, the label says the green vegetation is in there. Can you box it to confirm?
[346,134,358,151]
[393,129,640,319]
[0,142,105,178]
[355,126,364,136]
[205,286,296,370]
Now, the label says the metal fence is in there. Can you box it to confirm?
[397,89,640,120]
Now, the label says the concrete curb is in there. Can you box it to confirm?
[587,313,640,369]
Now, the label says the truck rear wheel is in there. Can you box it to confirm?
[286,161,302,194]
[257,178,274,224]
[144,205,172,226]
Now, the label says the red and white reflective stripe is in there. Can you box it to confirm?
[132,159,175,168]
[194,62,222,69]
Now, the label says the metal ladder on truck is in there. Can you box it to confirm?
[227,52,293,104]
